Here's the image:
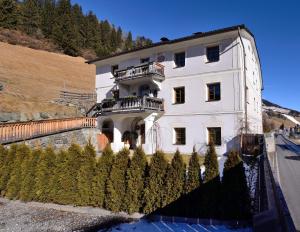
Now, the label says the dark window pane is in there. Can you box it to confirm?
[174,87,185,104]
[174,52,185,67]
[207,46,219,62]
[207,83,221,101]
[111,65,118,76]
[175,128,186,145]
[208,127,221,145]
[141,57,150,63]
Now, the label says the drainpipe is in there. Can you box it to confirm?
[238,27,248,134]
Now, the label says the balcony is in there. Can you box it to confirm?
[114,62,165,85]
[91,96,164,116]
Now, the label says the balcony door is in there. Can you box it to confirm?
[139,84,150,97]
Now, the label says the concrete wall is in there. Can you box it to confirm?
[5,128,100,152]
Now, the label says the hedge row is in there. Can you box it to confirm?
[0,142,251,220]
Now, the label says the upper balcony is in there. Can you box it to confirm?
[114,62,165,85]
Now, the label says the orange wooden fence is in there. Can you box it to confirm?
[0,117,96,144]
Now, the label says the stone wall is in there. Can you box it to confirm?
[4,128,100,153]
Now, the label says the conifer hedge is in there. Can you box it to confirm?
[0,142,252,220]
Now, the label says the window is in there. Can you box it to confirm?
[206,46,219,62]
[173,87,185,104]
[111,65,118,76]
[207,127,221,145]
[207,83,220,101]
[174,52,185,68]
[140,57,150,63]
[140,124,145,144]
[174,128,186,145]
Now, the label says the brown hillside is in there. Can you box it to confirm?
[0,42,95,121]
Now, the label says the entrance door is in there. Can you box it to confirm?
[140,124,145,144]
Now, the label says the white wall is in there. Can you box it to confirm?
[94,30,263,155]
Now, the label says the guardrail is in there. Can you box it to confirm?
[115,62,165,82]
[0,117,96,144]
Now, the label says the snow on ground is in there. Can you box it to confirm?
[101,219,253,232]
[282,114,300,125]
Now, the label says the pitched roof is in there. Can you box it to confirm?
[86,24,253,64]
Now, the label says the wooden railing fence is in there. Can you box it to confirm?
[0,117,96,144]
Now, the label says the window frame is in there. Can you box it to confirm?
[174,127,186,145]
[173,86,185,104]
[174,51,186,68]
[207,82,221,102]
[111,65,119,76]
[140,57,150,64]
[207,127,221,146]
[206,45,220,63]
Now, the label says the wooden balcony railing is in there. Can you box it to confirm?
[0,117,96,144]
[98,96,164,115]
[115,62,165,82]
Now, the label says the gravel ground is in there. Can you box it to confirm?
[0,198,142,232]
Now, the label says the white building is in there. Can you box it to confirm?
[87,25,263,156]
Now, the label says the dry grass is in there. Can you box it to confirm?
[0,42,95,119]
[146,153,205,167]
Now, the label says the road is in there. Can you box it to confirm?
[275,134,300,231]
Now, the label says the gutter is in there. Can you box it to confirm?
[238,27,248,134]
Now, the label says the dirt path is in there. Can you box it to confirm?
[0,198,141,232]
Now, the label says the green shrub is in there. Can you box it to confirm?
[185,148,202,193]
[143,150,168,214]
[201,143,221,218]
[222,150,251,220]
[0,144,17,196]
[77,141,96,206]
[163,149,186,206]
[124,147,148,214]
[34,146,56,202]
[91,144,114,207]
[106,148,130,212]
[19,148,41,201]
[6,144,30,199]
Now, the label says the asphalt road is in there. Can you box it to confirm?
[275,134,300,231]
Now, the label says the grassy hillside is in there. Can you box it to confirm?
[0,42,95,121]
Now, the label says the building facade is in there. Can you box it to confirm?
[87,25,263,156]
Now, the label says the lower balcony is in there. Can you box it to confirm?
[92,96,164,116]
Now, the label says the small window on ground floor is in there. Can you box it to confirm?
[207,127,221,146]
[174,128,186,145]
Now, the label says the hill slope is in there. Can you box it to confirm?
[263,99,300,129]
[0,42,95,122]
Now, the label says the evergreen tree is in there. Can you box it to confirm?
[134,36,152,48]
[48,149,68,203]
[184,148,202,218]
[52,0,79,56]
[40,0,55,37]
[106,148,130,212]
[0,145,7,178]
[19,148,41,201]
[185,148,202,194]
[124,147,148,214]
[124,31,133,51]
[6,144,30,199]
[34,146,56,202]
[0,0,19,29]
[222,150,251,220]
[20,0,41,35]
[116,26,123,48]
[143,150,168,214]
[110,26,118,52]
[0,144,17,196]
[76,141,96,206]
[91,144,114,207]
[201,143,221,218]
[163,149,186,206]
[58,143,83,204]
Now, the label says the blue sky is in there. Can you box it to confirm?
[72,0,300,111]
